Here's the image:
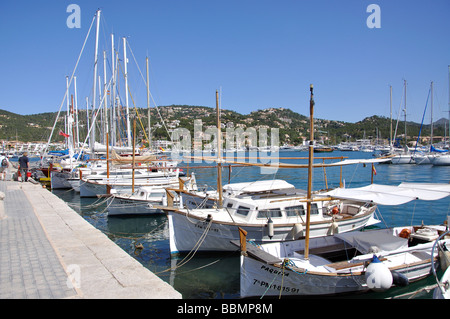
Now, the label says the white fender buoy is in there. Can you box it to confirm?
[365,255,393,292]
[267,218,274,239]
[328,220,339,235]
[291,223,303,240]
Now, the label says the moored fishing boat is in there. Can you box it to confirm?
[237,222,450,298]
[164,86,385,255]
[166,187,380,254]
[106,174,198,216]
[235,85,450,298]
[80,171,181,197]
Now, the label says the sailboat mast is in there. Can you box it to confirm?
[431,81,434,147]
[146,57,151,150]
[390,85,392,147]
[448,65,450,146]
[404,80,407,147]
[304,84,315,260]
[111,33,116,147]
[74,76,79,147]
[103,50,109,145]
[216,90,223,208]
[86,97,90,136]
[65,76,70,149]
[123,37,132,148]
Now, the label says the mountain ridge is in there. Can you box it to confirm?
[0,105,448,145]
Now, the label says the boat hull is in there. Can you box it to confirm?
[80,180,107,197]
[390,155,413,164]
[79,177,179,197]
[167,208,378,254]
[240,252,436,297]
[430,155,450,166]
[67,178,80,192]
[107,197,164,216]
[50,171,73,189]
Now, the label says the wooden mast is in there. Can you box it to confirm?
[304,84,315,260]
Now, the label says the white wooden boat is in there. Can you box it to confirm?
[106,185,174,216]
[50,170,74,189]
[80,174,180,197]
[50,160,108,190]
[106,175,198,216]
[179,179,296,210]
[165,86,384,255]
[238,223,450,297]
[237,181,450,297]
[165,183,380,254]
[237,86,450,298]
[80,168,181,197]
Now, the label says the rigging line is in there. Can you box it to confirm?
[160,259,221,276]
[76,77,113,160]
[154,218,213,274]
[126,85,150,143]
[393,81,406,147]
[42,13,96,160]
[115,56,149,144]
[414,87,431,154]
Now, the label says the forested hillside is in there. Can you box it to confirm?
[0,106,447,145]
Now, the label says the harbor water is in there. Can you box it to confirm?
[51,150,450,299]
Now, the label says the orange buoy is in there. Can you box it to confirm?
[399,228,411,239]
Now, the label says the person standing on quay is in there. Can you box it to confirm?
[0,154,9,180]
[18,152,29,182]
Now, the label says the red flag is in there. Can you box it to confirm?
[372,165,377,175]
[59,130,70,138]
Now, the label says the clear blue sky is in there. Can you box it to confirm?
[0,0,449,124]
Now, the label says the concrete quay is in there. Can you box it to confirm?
[0,180,181,299]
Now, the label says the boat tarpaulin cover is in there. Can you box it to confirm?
[320,183,450,205]
[223,179,295,194]
[335,229,408,255]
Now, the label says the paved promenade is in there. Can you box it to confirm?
[0,180,181,299]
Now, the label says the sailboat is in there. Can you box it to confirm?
[429,68,450,166]
[412,82,434,165]
[237,85,450,298]
[390,80,414,164]
[106,174,197,216]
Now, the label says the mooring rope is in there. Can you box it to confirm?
[155,217,213,275]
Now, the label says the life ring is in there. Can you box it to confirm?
[399,228,411,239]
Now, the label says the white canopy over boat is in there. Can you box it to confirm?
[320,183,450,206]
[222,179,295,196]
